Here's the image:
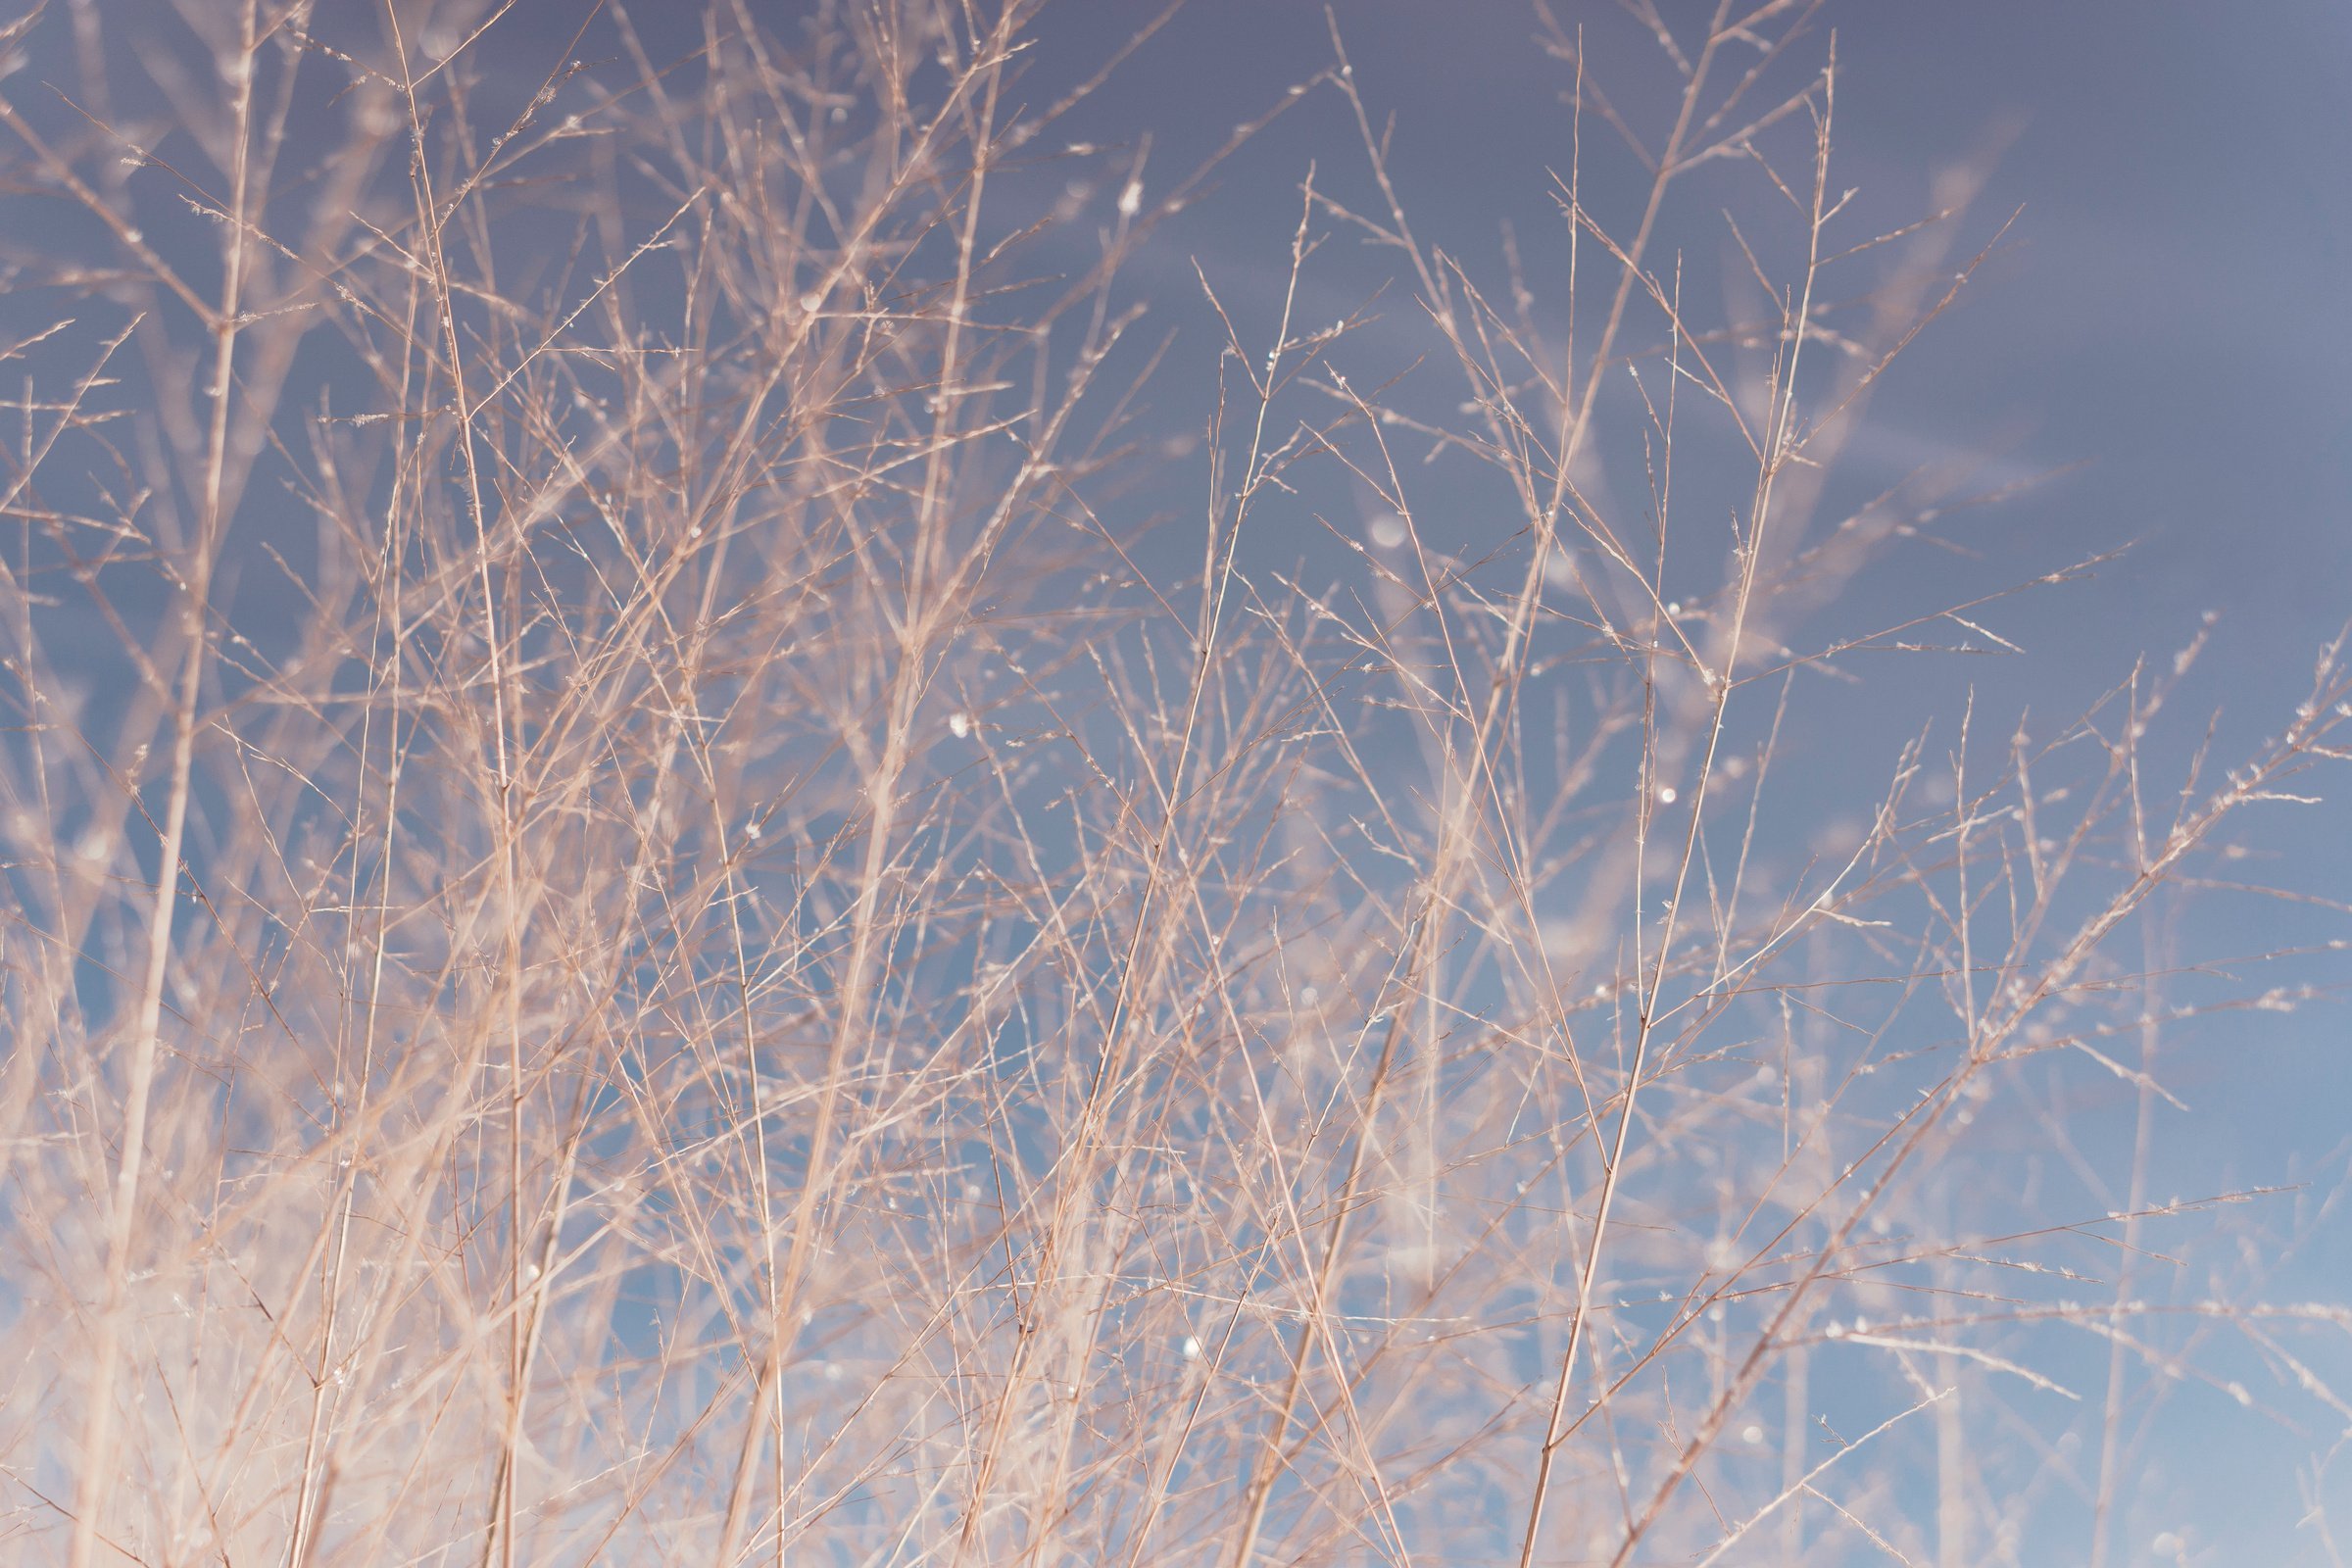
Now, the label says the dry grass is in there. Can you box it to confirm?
[1,2,2346,1564]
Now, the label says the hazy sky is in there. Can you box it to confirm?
[1032,0,2352,670]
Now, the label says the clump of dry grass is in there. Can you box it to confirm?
[0,2,2345,1564]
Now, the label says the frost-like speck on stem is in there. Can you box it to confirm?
[948,711,972,739]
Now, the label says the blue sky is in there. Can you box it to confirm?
[1040,0,2352,678]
